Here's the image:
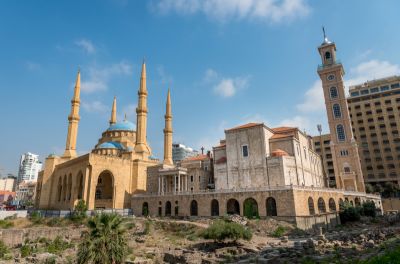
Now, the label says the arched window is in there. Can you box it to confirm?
[227,199,240,215]
[266,197,277,216]
[211,199,219,216]
[190,200,198,216]
[330,87,338,99]
[165,201,172,216]
[142,202,149,216]
[337,124,346,141]
[329,198,336,212]
[355,197,361,206]
[325,51,331,60]
[243,198,258,219]
[308,197,315,215]
[333,104,342,118]
[318,197,326,213]
[175,201,179,216]
[339,198,344,211]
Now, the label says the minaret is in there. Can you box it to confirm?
[63,70,81,158]
[134,61,151,156]
[163,88,173,165]
[109,96,117,125]
[317,29,365,192]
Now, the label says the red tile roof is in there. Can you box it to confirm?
[271,149,289,157]
[226,122,263,132]
[215,156,227,164]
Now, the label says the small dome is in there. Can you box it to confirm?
[271,149,289,157]
[97,141,125,150]
[107,120,135,131]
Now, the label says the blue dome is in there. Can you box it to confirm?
[107,121,135,131]
[97,141,125,150]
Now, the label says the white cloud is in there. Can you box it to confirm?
[75,39,96,54]
[278,115,311,132]
[152,0,310,23]
[80,61,133,93]
[296,80,324,112]
[81,100,108,113]
[204,68,250,98]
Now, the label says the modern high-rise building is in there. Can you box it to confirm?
[17,152,42,183]
[313,75,400,188]
[313,133,335,187]
[316,33,365,192]
[172,143,199,164]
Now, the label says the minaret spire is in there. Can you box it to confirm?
[163,88,173,165]
[63,70,81,158]
[134,60,151,157]
[109,96,117,125]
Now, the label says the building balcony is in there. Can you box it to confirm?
[317,60,342,70]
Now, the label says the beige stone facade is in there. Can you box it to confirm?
[313,134,335,187]
[35,62,162,210]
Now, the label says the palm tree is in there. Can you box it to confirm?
[77,212,132,264]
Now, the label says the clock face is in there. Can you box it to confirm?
[327,74,335,81]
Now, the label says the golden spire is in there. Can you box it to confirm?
[109,96,117,125]
[163,88,173,165]
[134,60,151,156]
[63,70,81,158]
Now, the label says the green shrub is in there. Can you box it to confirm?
[0,220,14,229]
[46,217,63,227]
[43,257,57,264]
[361,244,400,263]
[45,236,72,255]
[70,199,88,222]
[339,202,361,223]
[0,240,10,259]
[271,226,286,238]
[200,219,252,242]
[362,201,376,218]
[30,211,44,225]
[20,244,36,257]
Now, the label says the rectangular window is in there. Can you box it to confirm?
[370,87,379,93]
[361,89,369,95]
[391,83,400,89]
[351,91,359,97]
[381,85,390,91]
[242,145,249,157]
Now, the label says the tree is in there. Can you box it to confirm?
[373,184,383,194]
[383,182,399,198]
[71,200,88,222]
[77,213,132,264]
[365,184,374,194]
[339,201,361,223]
[362,201,376,218]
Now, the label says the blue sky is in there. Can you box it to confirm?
[1,0,400,175]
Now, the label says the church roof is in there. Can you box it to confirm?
[97,141,125,150]
[107,120,135,131]
[225,122,263,132]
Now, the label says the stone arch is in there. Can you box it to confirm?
[325,51,331,60]
[227,198,240,215]
[308,197,315,215]
[77,171,84,200]
[174,201,179,216]
[318,197,326,213]
[350,200,354,206]
[142,202,149,216]
[243,198,258,219]
[266,197,277,216]
[95,170,114,209]
[190,200,198,216]
[211,199,219,216]
[329,198,336,212]
[62,175,67,202]
[165,201,172,216]
[355,197,361,206]
[67,174,72,201]
[57,177,62,202]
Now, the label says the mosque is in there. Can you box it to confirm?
[35,62,165,210]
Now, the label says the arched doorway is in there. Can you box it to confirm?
[339,198,344,210]
[227,199,240,215]
[266,197,277,216]
[57,177,62,202]
[142,202,149,216]
[329,198,336,212]
[243,198,258,219]
[318,197,326,213]
[308,197,315,215]
[211,199,219,216]
[95,171,114,209]
[67,174,72,201]
[62,175,67,202]
[355,197,361,206]
[190,200,198,216]
[165,201,172,216]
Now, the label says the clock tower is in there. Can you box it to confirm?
[317,31,365,192]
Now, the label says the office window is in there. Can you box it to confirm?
[391,83,400,89]
[370,87,379,93]
[351,91,359,97]
[361,89,369,95]
[381,85,390,91]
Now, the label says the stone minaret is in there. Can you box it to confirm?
[163,88,173,165]
[134,61,151,157]
[317,32,365,192]
[109,96,117,125]
[63,70,81,158]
